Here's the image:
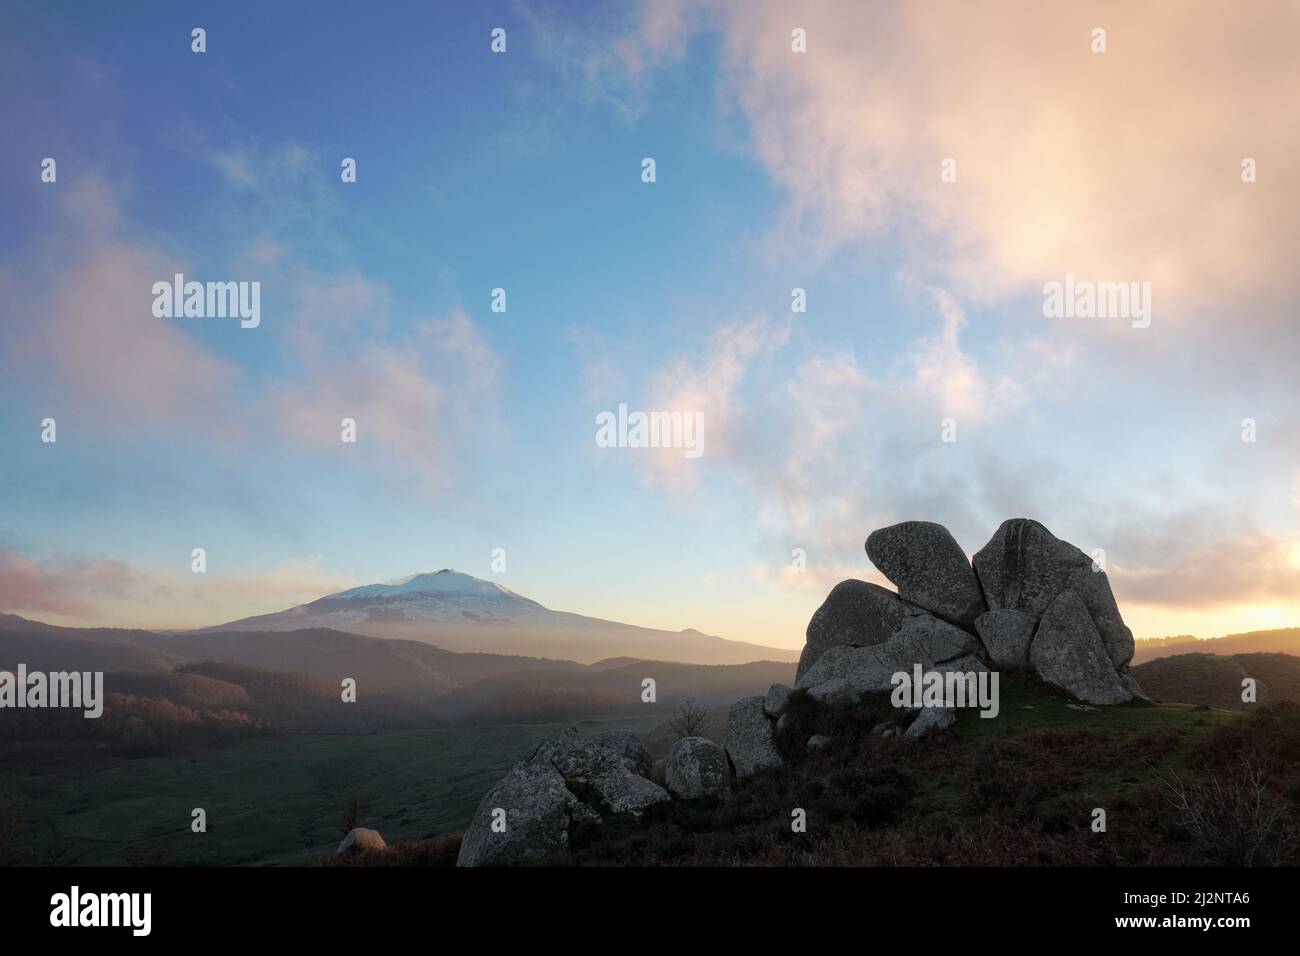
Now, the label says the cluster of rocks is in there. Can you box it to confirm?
[454,518,1146,864]
[456,728,665,866]
[795,518,1143,704]
[732,518,1146,769]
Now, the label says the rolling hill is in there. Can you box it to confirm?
[1131,651,1300,709]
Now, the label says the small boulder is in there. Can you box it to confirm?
[337,827,386,855]
[724,696,782,778]
[457,760,598,866]
[806,734,833,752]
[665,736,731,799]
[1029,591,1132,705]
[905,707,956,738]
[866,521,986,625]
[764,683,794,717]
[594,729,654,778]
[974,608,1035,668]
[532,729,669,815]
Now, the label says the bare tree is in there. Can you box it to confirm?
[670,698,709,739]
[1149,754,1297,866]
[340,795,368,835]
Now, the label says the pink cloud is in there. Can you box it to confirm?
[0,549,141,618]
[7,175,242,434]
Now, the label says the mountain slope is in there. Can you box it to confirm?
[202,569,799,665]
[0,615,583,703]
[1131,651,1300,708]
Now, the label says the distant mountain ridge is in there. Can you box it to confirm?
[0,613,793,713]
[200,569,798,666]
[1133,627,1300,664]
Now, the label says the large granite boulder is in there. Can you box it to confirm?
[866,521,986,625]
[974,608,1035,668]
[531,730,670,814]
[797,580,919,682]
[724,696,782,778]
[456,728,669,866]
[1028,591,1132,705]
[665,736,731,799]
[972,518,1133,668]
[795,612,983,698]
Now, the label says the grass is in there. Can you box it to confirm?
[9,676,1285,868]
[2,715,664,866]
[543,675,1266,867]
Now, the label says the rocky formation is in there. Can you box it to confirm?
[337,827,386,855]
[867,521,986,625]
[665,736,731,799]
[455,517,1146,864]
[457,727,668,866]
[798,580,916,682]
[800,518,1141,707]
[797,613,984,698]
[724,696,783,778]
[973,518,1133,669]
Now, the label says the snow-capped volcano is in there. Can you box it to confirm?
[207,569,547,631]
[201,569,800,666]
[334,569,515,598]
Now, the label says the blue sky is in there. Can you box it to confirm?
[3,1,1299,646]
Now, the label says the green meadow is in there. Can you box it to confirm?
[3,715,665,866]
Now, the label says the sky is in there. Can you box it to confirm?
[1,0,1299,648]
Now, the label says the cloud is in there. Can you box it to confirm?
[267,269,501,492]
[4,175,244,434]
[592,0,1300,370]
[520,0,698,121]
[580,0,1300,627]
[0,549,142,618]
[706,0,1300,320]
[627,291,1038,549]
[0,547,359,628]
[642,312,792,485]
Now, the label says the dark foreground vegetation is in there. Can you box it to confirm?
[333,675,1300,867]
